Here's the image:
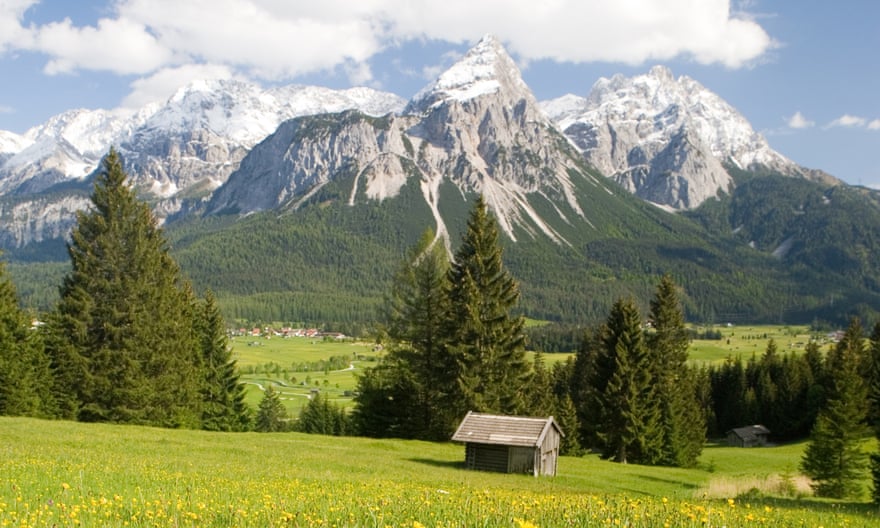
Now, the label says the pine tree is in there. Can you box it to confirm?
[801,317,869,499]
[596,298,660,464]
[0,259,55,417]
[555,393,582,456]
[45,149,202,427]
[526,352,556,417]
[354,229,454,440]
[869,322,880,504]
[297,391,348,435]
[254,386,289,432]
[866,322,880,433]
[444,195,528,418]
[647,275,704,467]
[197,290,251,431]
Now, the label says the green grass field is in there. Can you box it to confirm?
[234,324,829,417]
[1,417,876,527]
[686,324,827,365]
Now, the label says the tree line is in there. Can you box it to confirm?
[0,150,249,431]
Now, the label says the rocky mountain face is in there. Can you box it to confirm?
[209,35,596,246]
[542,66,837,210]
[0,80,405,247]
[0,35,846,249]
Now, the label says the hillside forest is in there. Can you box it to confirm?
[2,151,880,501]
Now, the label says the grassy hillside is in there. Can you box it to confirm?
[1,417,875,527]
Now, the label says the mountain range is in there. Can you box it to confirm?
[2,35,879,326]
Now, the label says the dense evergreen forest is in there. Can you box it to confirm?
[7,163,880,330]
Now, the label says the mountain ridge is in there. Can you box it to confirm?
[2,35,879,325]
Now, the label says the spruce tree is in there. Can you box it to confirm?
[354,229,454,440]
[45,149,202,427]
[801,317,869,499]
[0,259,55,417]
[197,290,251,431]
[297,391,348,435]
[596,298,660,464]
[647,275,704,467]
[255,386,289,432]
[444,195,528,418]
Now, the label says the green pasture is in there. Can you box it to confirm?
[231,324,833,416]
[687,324,828,365]
[1,417,876,527]
[231,336,381,415]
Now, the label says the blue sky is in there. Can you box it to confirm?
[0,0,877,188]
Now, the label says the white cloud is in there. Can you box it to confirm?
[0,105,13,114]
[787,111,813,129]
[119,64,239,110]
[0,0,37,53]
[868,119,880,131]
[3,0,774,83]
[828,114,868,128]
[33,16,172,75]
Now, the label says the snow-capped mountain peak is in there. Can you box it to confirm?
[542,65,825,209]
[408,34,532,111]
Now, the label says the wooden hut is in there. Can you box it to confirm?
[726,425,771,447]
[451,411,564,476]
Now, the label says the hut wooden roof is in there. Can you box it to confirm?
[451,411,563,447]
[727,424,770,441]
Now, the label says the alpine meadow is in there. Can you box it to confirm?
[3,32,880,527]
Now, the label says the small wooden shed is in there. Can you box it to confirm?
[726,425,771,447]
[451,411,564,476]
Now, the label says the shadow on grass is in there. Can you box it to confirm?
[735,493,879,520]
[407,457,464,470]
[639,474,700,490]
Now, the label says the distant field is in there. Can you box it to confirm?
[1,417,876,527]
[687,324,830,365]
[231,335,381,415]
[232,325,833,415]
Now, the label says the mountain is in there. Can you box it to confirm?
[0,80,405,248]
[542,66,838,210]
[208,35,592,246]
[2,35,880,326]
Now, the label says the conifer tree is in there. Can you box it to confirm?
[444,195,528,418]
[0,259,55,417]
[647,275,704,467]
[596,298,660,464]
[801,317,869,499]
[866,321,880,433]
[45,149,202,427]
[354,229,454,439]
[255,386,289,432]
[869,322,880,504]
[198,290,251,431]
[526,352,556,417]
[297,391,348,435]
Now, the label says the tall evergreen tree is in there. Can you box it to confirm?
[647,275,705,467]
[45,149,202,427]
[197,290,251,431]
[0,259,55,417]
[865,321,880,433]
[354,229,454,440]
[801,317,869,499]
[254,386,289,432]
[596,298,660,464]
[444,195,528,418]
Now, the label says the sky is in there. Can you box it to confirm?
[0,0,877,188]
